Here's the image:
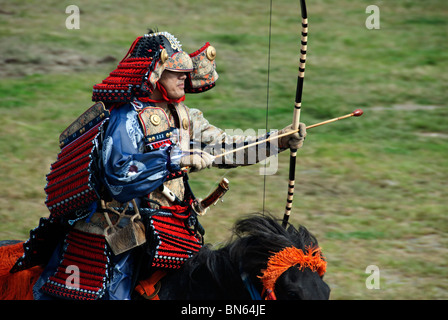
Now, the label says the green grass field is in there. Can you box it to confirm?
[1,0,447,299]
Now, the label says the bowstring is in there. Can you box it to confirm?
[262,0,273,215]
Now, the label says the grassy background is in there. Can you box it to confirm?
[0,0,447,299]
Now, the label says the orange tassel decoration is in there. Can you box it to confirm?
[258,246,327,299]
[0,242,43,300]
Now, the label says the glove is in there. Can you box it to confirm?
[277,122,307,150]
[180,150,214,172]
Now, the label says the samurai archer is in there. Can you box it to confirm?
[11,30,306,300]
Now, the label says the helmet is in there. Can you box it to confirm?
[92,31,218,103]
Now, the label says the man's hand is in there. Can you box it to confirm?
[180,150,214,172]
[277,122,307,150]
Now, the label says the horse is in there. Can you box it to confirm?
[0,214,330,300]
[153,214,330,300]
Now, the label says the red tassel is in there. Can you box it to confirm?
[0,243,43,300]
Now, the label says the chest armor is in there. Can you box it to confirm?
[137,103,191,206]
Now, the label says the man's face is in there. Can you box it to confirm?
[158,70,187,100]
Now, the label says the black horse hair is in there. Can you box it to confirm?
[179,213,320,296]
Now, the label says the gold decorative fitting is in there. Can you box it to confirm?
[206,46,216,61]
[160,49,169,63]
[182,118,189,130]
[150,114,161,126]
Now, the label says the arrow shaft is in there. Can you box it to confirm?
[213,110,361,160]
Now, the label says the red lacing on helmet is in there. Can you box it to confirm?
[120,36,143,62]
[189,42,210,57]
[95,57,152,89]
[93,37,152,93]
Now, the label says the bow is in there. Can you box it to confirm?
[282,0,308,228]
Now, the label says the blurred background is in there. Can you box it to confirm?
[0,0,446,299]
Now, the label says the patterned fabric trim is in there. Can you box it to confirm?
[59,102,109,148]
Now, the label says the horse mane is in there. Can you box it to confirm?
[228,213,319,274]
[180,213,320,297]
